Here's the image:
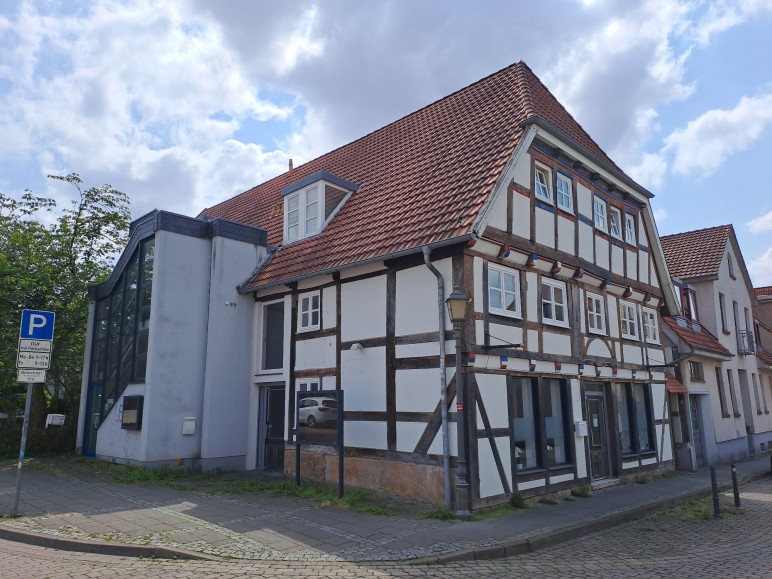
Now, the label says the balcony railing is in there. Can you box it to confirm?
[736,330,755,355]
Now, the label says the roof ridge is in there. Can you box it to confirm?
[660,223,734,240]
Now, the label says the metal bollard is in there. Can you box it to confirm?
[710,466,722,519]
[730,462,741,509]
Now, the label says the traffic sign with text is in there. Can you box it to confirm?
[17,351,51,369]
[17,369,47,383]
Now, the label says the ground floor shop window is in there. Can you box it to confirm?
[509,376,571,470]
[617,383,654,454]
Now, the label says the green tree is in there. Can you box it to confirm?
[0,174,130,454]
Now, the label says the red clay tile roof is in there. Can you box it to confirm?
[755,286,772,297]
[663,317,732,357]
[757,350,772,367]
[200,61,623,290]
[660,225,733,281]
[666,373,688,394]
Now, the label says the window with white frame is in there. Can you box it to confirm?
[586,292,606,334]
[283,175,354,243]
[642,307,659,343]
[625,213,636,245]
[542,278,568,327]
[620,300,639,340]
[593,196,607,232]
[534,164,552,203]
[556,173,572,211]
[609,206,623,239]
[285,185,319,242]
[297,378,320,392]
[488,264,522,318]
[299,291,320,332]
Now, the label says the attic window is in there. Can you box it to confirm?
[281,171,358,243]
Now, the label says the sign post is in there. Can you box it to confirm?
[12,309,55,516]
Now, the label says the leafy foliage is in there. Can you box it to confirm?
[0,174,130,454]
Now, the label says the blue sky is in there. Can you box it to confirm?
[1,0,772,284]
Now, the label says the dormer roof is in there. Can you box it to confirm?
[199,61,641,291]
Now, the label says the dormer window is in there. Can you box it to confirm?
[281,171,358,243]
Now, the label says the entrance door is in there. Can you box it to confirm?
[259,384,286,470]
[586,394,611,480]
[689,395,705,466]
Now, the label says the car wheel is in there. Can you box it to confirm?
[307,415,316,428]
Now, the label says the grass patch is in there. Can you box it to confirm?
[420,507,457,521]
[538,497,558,505]
[509,493,527,510]
[656,496,744,522]
[634,475,649,484]
[570,485,591,498]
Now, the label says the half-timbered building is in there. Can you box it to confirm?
[79,61,679,510]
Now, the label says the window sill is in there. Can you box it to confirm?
[543,320,570,330]
[489,309,523,321]
[733,412,742,418]
[721,412,731,419]
[621,335,640,342]
[298,325,321,334]
[722,329,731,335]
[690,378,705,383]
[256,369,284,377]
[588,329,607,337]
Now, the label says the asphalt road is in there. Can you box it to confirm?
[1,479,769,578]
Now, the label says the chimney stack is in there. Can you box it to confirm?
[288,158,294,173]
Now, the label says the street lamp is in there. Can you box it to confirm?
[446,284,470,519]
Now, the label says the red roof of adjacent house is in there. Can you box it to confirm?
[201,61,625,290]
[660,225,733,281]
[666,373,688,394]
[755,286,772,297]
[663,317,732,357]
[756,350,772,367]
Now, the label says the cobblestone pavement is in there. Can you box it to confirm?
[1,479,769,578]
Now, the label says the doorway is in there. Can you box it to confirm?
[585,391,612,481]
[689,395,705,466]
[257,384,286,470]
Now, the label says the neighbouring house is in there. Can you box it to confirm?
[660,225,772,467]
[78,61,679,510]
[752,286,772,425]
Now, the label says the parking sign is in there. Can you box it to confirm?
[19,310,56,341]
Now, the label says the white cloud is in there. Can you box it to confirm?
[695,0,772,45]
[748,210,772,234]
[653,207,668,224]
[272,5,325,76]
[629,152,669,190]
[748,246,772,286]
[664,93,772,176]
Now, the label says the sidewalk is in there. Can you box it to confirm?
[0,454,770,563]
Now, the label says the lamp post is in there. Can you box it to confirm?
[446,284,470,520]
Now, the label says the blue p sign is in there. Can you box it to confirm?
[20,310,56,341]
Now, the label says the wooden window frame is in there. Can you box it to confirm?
[488,263,522,319]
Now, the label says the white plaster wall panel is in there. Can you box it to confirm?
[478,439,510,498]
[652,383,667,420]
[622,343,643,365]
[341,275,386,342]
[595,236,610,271]
[625,249,638,282]
[638,251,650,284]
[95,384,147,461]
[607,296,620,338]
[396,368,444,412]
[578,222,594,263]
[473,257,484,316]
[396,422,428,453]
[549,473,575,485]
[638,214,649,247]
[557,216,575,255]
[542,332,571,356]
[295,336,336,370]
[517,478,546,491]
[322,376,337,390]
[341,347,386,410]
[513,193,531,239]
[486,187,508,231]
[396,260,452,336]
[475,319,485,346]
[344,421,387,450]
[201,235,261,462]
[527,329,539,351]
[508,357,532,372]
[586,339,612,359]
[571,379,587,479]
[622,461,638,470]
[611,244,624,276]
[428,416,458,456]
[525,271,539,322]
[646,347,667,368]
[340,262,384,279]
[534,207,556,249]
[488,323,523,348]
[322,286,336,330]
[659,423,673,461]
[396,341,443,359]
[144,231,211,462]
[641,456,658,466]
[577,183,592,216]
[475,373,508,427]
[513,152,531,189]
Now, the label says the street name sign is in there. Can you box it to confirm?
[17,369,47,383]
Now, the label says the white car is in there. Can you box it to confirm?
[298,397,338,428]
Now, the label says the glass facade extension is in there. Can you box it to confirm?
[83,238,154,455]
